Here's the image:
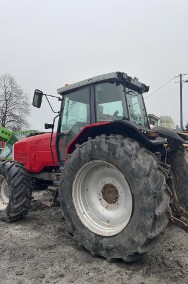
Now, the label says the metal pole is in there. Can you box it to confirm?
[180,74,183,130]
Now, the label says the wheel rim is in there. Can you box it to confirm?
[0,176,9,210]
[72,160,133,236]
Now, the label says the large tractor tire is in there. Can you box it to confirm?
[0,161,32,222]
[60,135,171,262]
[167,147,188,210]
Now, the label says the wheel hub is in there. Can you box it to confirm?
[102,184,119,204]
[72,160,133,236]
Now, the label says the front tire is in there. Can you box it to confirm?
[60,135,171,262]
[0,161,32,222]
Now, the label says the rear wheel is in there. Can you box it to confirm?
[60,135,171,262]
[0,161,32,222]
[167,147,188,210]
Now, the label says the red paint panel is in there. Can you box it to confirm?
[14,133,58,172]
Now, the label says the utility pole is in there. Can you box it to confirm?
[176,73,187,130]
[180,74,183,130]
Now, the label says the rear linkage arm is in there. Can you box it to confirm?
[159,162,188,233]
[167,175,188,233]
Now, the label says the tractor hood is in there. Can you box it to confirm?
[14,133,58,172]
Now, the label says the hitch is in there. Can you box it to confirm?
[169,216,188,233]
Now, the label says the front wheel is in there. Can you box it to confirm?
[60,135,171,262]
[0,161,32,222]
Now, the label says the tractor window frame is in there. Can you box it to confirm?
[125,88,149,128]
[94,81,149,128]
[56,85,93,163]
[94,82,128,122]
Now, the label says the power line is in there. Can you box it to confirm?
[145,76,176,99]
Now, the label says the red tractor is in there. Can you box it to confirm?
[0,72,188,262]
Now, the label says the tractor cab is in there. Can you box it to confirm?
[54,72,150,161]
[57,73,149,134]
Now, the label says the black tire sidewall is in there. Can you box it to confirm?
[167,148,188,209]
[0,161,32,222]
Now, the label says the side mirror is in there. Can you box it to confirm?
[33,89,43,108]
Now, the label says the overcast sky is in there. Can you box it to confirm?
[0,0,188,130]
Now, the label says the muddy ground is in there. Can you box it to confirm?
[0,191,188,284]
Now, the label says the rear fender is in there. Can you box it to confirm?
[153,126,188,152]
[66,121,166,155]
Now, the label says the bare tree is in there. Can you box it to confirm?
[0,74,30,130]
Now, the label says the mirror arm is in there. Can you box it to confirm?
[44,93,62,100]
[44,94,59,113]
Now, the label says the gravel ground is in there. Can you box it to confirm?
[0,191,188,284]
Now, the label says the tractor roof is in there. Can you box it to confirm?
[57,72,149,95]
